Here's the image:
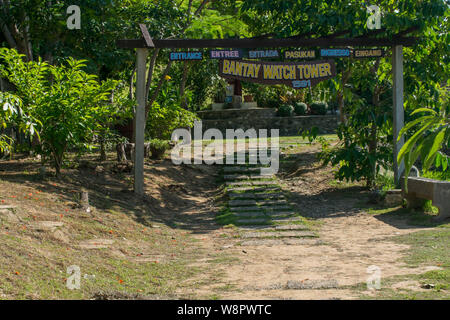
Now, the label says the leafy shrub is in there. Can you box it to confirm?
[0,48,116,175]
[327,100,339,114]
[310,101,328,115]
[149,82,198,140]
[293,102,307,115]
[224,101,234,109]
[149,139,170,159]
[319,98,393,188]
[277,104,294,117]
[397,102,449,190]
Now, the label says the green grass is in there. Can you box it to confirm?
[196,134,338,146]
[349,212,450,299]
[365,206,439,226]
[422,169,450,182]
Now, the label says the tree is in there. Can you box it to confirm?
[0,48,116,175]
[241,0,448,187]
[397,93,449,190]
[0,90,36,155]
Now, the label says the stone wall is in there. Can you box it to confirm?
[196,108,339,136]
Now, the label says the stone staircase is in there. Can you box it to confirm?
[219,149,318,246]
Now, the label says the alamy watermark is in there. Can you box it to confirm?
[170,121,280,175]
[366,265,381,290]
[67,5,81,30]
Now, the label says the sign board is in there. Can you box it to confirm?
[209,49,244,59]
[248,50,279,59]
[353,48,384,58]
[219,59,335,88]
[169,51,202,61]
[284,50,316,59]
[320,48,351,57]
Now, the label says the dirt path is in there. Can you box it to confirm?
[178,145,442,299]
[185,210,440,299]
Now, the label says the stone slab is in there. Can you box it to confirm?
[229,205,292,212]
[229,199,287,206]
[240,231,316,239]
[30,221,64,232]
[226,186,281,192]
[239,238,322,246]
[229,192,284,200]
[226,180,278,186]
[79,239,115,249]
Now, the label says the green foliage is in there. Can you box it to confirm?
[374,172,396,192]
[398,95,450,189]
[293,102,307,115]
[301,126,319,144]
[422,169,450,182]
[277,104,294,117]
[309,101,328,115]
[319,84,393,187]
[243,83,281,108]
[148,82,198,140]
[0,91,37,155]
[149,138,171,160]
[0,48,116,174]
[210,76,227,103]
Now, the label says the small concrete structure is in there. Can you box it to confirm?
[384,189,403,207]
[401,177,450,220]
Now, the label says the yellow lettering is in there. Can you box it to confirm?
[247,64,254,78]
[253,64,261,78]
[263,65,274,79]
[319,64,325,77]
[229,61,235,75]
[297,65,304,79]
[223,60,230,74]
[323,63,331,76]
[303,65,310,79]
[310,64,319,78]
[283,66,290,80]
[235,61,243,76]
[290,65,296,79]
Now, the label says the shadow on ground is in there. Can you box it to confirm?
[0,154,223,234]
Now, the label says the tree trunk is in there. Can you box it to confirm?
[116,142,127,162]
[180,61,189,109]
[99,139,107,162]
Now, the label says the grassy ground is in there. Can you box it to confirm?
[0,153,217,299]
[349,208,450,299]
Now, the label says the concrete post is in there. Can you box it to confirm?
[392,45,405,185]
[134,48,148,195]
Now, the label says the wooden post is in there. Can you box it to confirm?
[392,45,405,185]
[134,48,148,195]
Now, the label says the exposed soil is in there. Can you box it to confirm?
[177,144,444,299]
[0,145,446,299]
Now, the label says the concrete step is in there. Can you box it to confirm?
[30,221,64,232]
[232,211,296,218]
[271,216,304,223]
[224,174,274,181]
[236,218,271,224]
[226,180,278,186]
[240,231,317,239]
[226,186,281,192]
[228,192,284,200]
[239,224,309,231]
[223,166,261,173]
[240,238,322,246]
[229,199,287,207]
[229,205,292,212]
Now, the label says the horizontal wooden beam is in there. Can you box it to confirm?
[117,36,419,49]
